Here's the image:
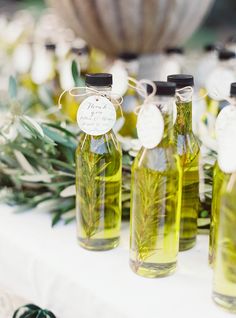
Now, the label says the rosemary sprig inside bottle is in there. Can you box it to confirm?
[76,73,122,251]
[130,81,182,278]
[168,74,200,251]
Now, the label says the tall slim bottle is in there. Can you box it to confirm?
[213,89,236,313]
[168,74,200,251]
[76,73,122,250]
[130,81,182,277]
[209,83,236,266]
[117,53,139,138]
[209,162,229,266]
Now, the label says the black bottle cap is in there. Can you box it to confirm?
[167,74,194,88]
[165,47,184,55]
[230,83,236,97]
[218,49,236,61]
[118,52,138,61]
[204,43,221,52]
[85,73,112,86]
[147,81,176,96]
[45,43,56,51]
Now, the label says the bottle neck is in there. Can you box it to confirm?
[152,95,174,144]
[86,85,112,92]
[175,97,193,134]
[86,85,112,99]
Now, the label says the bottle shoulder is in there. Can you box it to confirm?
[76,131,121,156]
[133,146,179,172]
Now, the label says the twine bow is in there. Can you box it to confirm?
[58,86,124,117]
[127,77,157,114]
[176,86,194,102]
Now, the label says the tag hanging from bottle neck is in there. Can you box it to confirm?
[58,86,124,117]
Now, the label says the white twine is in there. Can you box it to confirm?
[176,86,194,103]
[58,86,124,117]
[58,77,158,119]
[127,77,157,115]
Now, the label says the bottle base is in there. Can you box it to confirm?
[213,292,236,313]
[129,259,176,278]
[78,237,120,251]
[179,238,196,251]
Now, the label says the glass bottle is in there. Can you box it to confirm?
[168,74,200,251]
[209,162,229,265]
[158,47,184,81]
[206,49,236,103]
[71,41,90,77]
[117,53,140,138]
[130,81,182,277]
[209,83,236,266]
[213,172,236,312]
[76,73,122,251]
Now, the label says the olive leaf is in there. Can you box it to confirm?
[72,60,80,85]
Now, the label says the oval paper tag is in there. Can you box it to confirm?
[77,95,116,136]
[216,105,236,173]
[215,105,236,138]
[137,103,164,149]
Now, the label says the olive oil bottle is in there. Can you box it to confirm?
[213,173,236,312]
[212,82,236,312]
[76,73,122,250]
[130,81,182,278]
[209,162,229,266]
[168,74,200,251]
[209,83,236,266]
[117,53,139,138]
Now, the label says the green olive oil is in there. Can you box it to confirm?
[168,75,200,251]
[76,73,122,251]
[76,132,122,250]
[130,82,182,278]
[209,162,229,266]
[175,100,200,251]
[213,173,236,312]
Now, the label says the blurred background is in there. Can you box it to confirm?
[0,0,235,48]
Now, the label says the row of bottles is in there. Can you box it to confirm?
[75,73,200,277]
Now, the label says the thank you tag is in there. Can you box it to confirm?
[216,105,236,173]
[137,103,164,149]
[77,95,116,136]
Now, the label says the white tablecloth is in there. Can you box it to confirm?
[0,205,232,318]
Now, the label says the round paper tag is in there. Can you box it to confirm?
[77,95,116,136]
[137,103,164,149]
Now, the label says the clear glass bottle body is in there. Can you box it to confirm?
[209,162,229,266]
[76,86,122,250]
[130,96,182,277]
[174,94,200,251]
[213,172,236,312]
